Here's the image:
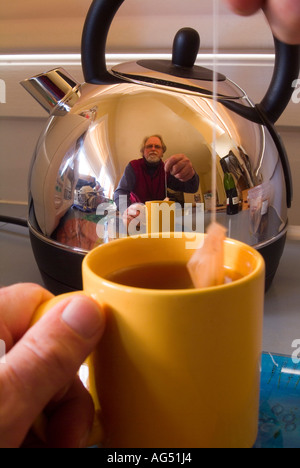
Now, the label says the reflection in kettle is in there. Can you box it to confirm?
[27,81,287,261]
[21,0,300,294]
[220,149,256,191]
[25,79,291,290]
[114,134,200,215]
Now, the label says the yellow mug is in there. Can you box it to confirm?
[33,233,265,448]
[145,200,177,234]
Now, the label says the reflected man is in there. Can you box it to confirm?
[114,135,199,215]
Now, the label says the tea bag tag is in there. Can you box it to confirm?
[187,222,227,289]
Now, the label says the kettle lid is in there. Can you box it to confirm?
[111,28,244,100]
[111,59,243,99]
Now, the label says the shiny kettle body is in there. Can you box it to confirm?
[21,0,300,293]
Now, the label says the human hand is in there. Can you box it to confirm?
[122,203,146,227]
[164,154,195,183]
[225,0,300,44]
[0,283,105,448]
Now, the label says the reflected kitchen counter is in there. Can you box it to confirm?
[0,205,299,357]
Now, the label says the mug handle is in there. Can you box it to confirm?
[30,292,104,447]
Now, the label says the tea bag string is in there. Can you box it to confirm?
[187,2,227,290]
[211,0,219,226]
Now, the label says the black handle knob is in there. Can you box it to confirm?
[172,28,200,68]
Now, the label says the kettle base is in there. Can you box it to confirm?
[29,228,286,295]
[257,232,287,292]
[29,229,84,295]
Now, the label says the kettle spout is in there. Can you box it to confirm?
[20,68,81,115]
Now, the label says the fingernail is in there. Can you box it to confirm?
[61,296,103,339]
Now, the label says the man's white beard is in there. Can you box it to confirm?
[147,153,160,163]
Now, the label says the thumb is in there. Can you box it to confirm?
[0,295,105,447]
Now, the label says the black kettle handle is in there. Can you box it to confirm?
[218,36,300,125]
[82,0,300,120]
[81,0,125,84]
[258,37,300,124]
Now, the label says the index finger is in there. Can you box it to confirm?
[0,284,53,346]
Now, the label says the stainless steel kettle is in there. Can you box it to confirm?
[21,0,300,293]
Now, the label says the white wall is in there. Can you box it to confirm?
[0,0,275,54]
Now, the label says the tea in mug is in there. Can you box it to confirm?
[105,262,242,290]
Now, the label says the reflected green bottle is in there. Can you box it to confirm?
[224,173,239,215]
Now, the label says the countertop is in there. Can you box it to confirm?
[1,204,299,357]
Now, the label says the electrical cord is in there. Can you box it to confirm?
[0,215,28,228]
